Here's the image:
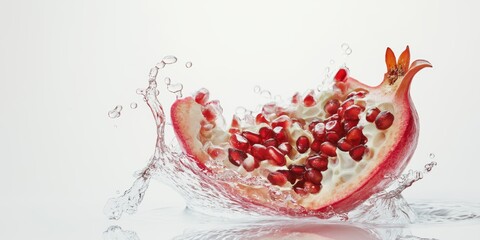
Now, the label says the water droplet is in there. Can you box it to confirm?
[130,102,138,109]
[164,77,171,85]
[136,88,145,95]
[253,85,261,93]
[162,55,177,64]
[185,62,192,68]
[260,90,271,99]
[149,67,158,80]
[167,83,183,99]
[156,61,166,69]
[341,43,353,55]
[108,105,123,118]
[429,153,435,159]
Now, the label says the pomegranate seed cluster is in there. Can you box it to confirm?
[197,88,394,196]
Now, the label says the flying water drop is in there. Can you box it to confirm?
[130,102,138,109]
[108,105,123,119]
[185,62,193,68]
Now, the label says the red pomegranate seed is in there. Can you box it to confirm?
[310,140,322,153]
[311,122,326,140]
[324,99,341,115]
[345,127,364,146]
[303,90,316,107]
[242,154,259,172]
[325,131,340,144]
[289,165,306,177]
[229,127,240,134]
[307,155,329,171]
[228,148,247,166]
[343,119,359,132]
[266,146,286,166]
[202,105,216,122]
[273,127,288,143]
[278,142,292,155]
[343,105,362,121]
[255,113,269,124]
[337,107,344,118]
[296,136,310,154]
[305,169,323,185]
[242,131,262,144]
[347,90,367,99]
[230,134,250,151]
[308,119,321,131]
[320,142,337,157]
[334,68,348,82]
[341,99,354,108]
[251,144,267,159]
[278,170,296,184]
[349,145,367,161]
[271,115,292,129]
[304,181,321,194]
[325,120,343,134]
[337,138,353,151]
[267,171,288,186]
[231,115,241,128]
[259,127,274,140]
[291,92,300,104]
[366,107,380,122]
[263,138,278,147]
[293,180,307,195]
[194,88,210,105]
[375,111,394,130]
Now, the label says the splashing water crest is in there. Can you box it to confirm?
[105,53,480,239]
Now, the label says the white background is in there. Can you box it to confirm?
[1,0,480,239]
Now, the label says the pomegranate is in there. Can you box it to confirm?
[171,46,431,215]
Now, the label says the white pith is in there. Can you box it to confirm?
[186,89,397,209]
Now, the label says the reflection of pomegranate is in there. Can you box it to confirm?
[171,47,431,215]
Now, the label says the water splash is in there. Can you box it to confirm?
[108,105,123,118]
[103,226,140,240]
[341,43,353,55]
[130,102,138,109]
[185,62,193,68]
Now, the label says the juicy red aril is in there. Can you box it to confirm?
[242,131,262,144]
[194,88,209,105]
[344,105,362,121]
[325,131,340,144]
[242,155,259,172]
[266,146,287,166]
[271,115,292,129]
[325,120,343,134]
[202,106,216,122]
[267,171,288,186]
[345,127,364,146]
[366,107,380,122]
[228,148,247,166]
[307,155,329,171]
[310,140,322,153]
[293,181,308,196]
[334,68,347,82]
[308,119,321,131]
[278,142,292,155]
[230,134,250,151]
[347,90,367,99]
[375,111,394,130]
[278,170,296,184]
[255,113,269,124]
[303,91,316,107]
[263,138,278,147]
[320,142,337,157]
[337,138,353,151]
[311,123,326,140]
[305,169,323,185]
[291,92,300,104]
[343,119,359,132]
[231,115,240,128]
[341,99,354,108]
[296,136,310,154]
[304,181,321,194]
[273,127,288,143]
[349,145,367,161]
[259,127,274,140]
[289,165,306,177]
[324,99,341,115]
[251,144,267,159]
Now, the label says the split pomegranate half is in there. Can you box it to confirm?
[171,47,431,215]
